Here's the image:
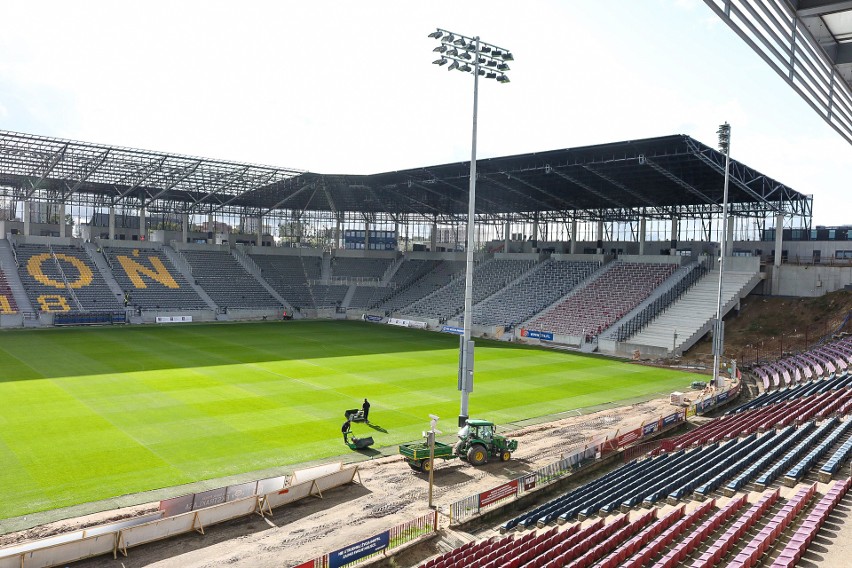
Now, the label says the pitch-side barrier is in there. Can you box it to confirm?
[0,463,359,568]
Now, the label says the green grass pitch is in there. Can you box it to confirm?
[0,320,699,520]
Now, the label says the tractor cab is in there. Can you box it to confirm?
[455,419,518,466]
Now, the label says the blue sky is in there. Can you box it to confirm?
[1,0,849,226]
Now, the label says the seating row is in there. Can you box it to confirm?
[771,477,852,567]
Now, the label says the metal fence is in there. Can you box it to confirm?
[297,511,438,568]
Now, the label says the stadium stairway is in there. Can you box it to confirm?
[617,262,761,355]
[84,242,127,301]
[162,246,218,311]
[0,239,34,314]
[231,246,297,315]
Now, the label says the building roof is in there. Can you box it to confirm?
[0,130,810,221]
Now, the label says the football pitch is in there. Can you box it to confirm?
[0,320,699,520]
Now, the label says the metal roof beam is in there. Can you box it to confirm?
[548,168,625,208]
[502,171,582,209]
[477,173,556,212]
[580,164,656,206]
[26,143,68,197]
[61,148,111,202]
[643,158,716,204]
[795,0,852,17]
[147,160,203,202]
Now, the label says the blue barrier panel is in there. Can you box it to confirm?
[329,531,389,568]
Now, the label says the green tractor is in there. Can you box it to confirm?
[456,419,518,465]
[398,418,518,471]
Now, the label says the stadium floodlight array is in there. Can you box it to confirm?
[428,27,514,426]
[429,29,512,83]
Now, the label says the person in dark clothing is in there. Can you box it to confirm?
[342,419,351,443]
[362,399,371,422]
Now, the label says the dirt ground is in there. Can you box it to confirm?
[3,390,850,568]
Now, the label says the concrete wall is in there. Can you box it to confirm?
[774,265,852,297]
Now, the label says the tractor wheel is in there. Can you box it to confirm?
[467,444,488,466]
[500,450,511,462]
[421,459,433,472]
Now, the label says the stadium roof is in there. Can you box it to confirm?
[0,130,810,222]
[704,0,852,146]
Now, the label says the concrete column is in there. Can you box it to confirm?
[182,213,189,244]
[726,215,735,257]
[570,219,578,254]
[334,216,342,250]
[430,219,437,252]
[532,213,539,248]
[256,214,263,247]
[109,207,116,241]
[670,217,679,255]
[638,217,647,255]
[23,200,30,236]
[139,206,146,241]
[364,220,370,251]
[394,221,399,251]
[58,202,66,238]
[596,219,604,254]
[504,218,510,253]
[773,214,784,267]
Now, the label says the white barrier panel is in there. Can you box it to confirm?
[118,511,199,550]
[155,315,193,323]
[291,462,342,484]
[85,512,164,537]
[408,320,427,329]
[194,497,258,528]
[263,479,315,509]
[0,530,86,557]
[20,534,115,568]
[255,474,288,495]
[313,467,358,493]
[387,318,410,327]
[0,554,19,568]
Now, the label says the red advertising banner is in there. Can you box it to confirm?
[523,475,536,492]
[615,427,643,448]
[479,479,519,508]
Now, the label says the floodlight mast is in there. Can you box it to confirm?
[429,28,512,427]
[713,122,731,389]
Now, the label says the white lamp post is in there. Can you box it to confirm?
[428,28,513,427]
[712,122,731,389]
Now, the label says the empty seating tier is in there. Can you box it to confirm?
[527,261,677,338]
[103,246,207,310]
[180,249,280,309]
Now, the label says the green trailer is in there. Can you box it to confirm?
[398,418,518,472]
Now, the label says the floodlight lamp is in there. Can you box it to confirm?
[486,71,497,79]
[497,63,510,71]
[502,52,514,61]
[492,50,503,58]
[465,43,476,51]
[485,60,497,67]
[433,45,447,53]
[717,122,731,152]
[460,63,472,72]
[498,74,510,83]
[448,60,460,71]
[477,69,486,76]
[447,48,459,56]
[428,30,443,39]
[477,57,486,64]
[459,52,471,60]
[444,34,455,44]
[433,58,448,66]
[480,45,491,54]
[453,37,466,46]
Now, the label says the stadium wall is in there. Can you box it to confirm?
[771,265,852,296]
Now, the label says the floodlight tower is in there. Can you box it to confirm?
[428,28,513,426]
[712,122,731,389]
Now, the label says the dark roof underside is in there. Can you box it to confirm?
[0,131,807,218]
